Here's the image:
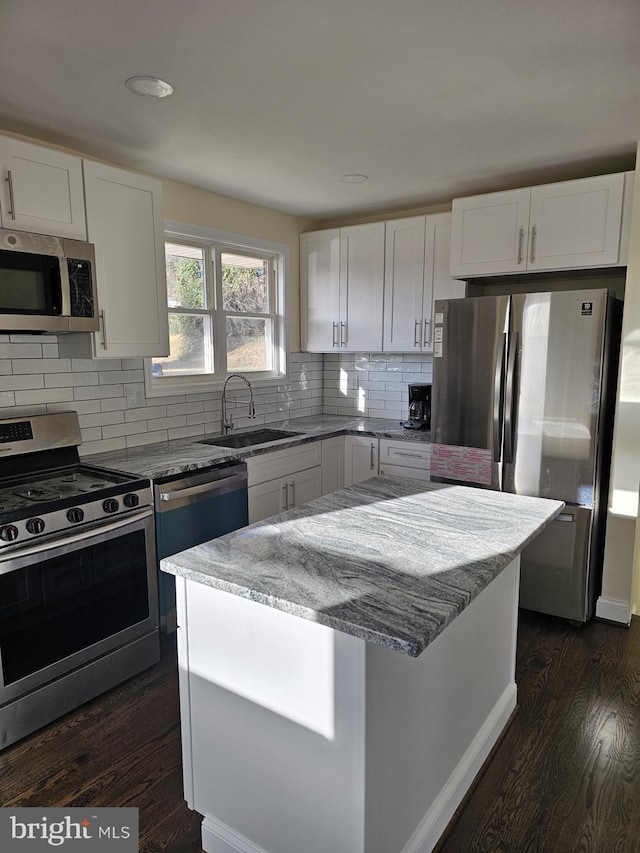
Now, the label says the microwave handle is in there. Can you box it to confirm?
[5,170,16,220]
[100,309,108,349]
[59,257,71,318]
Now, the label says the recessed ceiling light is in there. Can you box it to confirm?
[125,76,174,98]
[341,174,368,183]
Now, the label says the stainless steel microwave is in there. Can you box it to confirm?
[0,228,99,333]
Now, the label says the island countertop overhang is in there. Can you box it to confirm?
[161,476,564,657]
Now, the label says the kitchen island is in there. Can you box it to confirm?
[161,476,563,853]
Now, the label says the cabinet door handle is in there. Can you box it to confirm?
[423,318,431,347]
[529,225,536,263]
[370,443,376,470]
[282,482,289,510]
[340,321,347,346]
[5,170,16,219]
[414,319,421,347]
[517,227,524,265]
[100,309,108,349]
[289,480,296,508]
[332,321,339,347]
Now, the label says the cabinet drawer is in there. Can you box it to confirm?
[379,463,431,482]
[379,439,431,470]
[247,441,322,486]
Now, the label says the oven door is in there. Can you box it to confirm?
[0,507,158,705]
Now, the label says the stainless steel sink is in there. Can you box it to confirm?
[199,428,303,449]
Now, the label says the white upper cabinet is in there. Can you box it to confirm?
[450,173,631,278]
[340,223,385,351]
[383,216,426,352]
[301,222,384,352]
[300,229,340,351]
[383,213,465,353]
[0,136,86,240]
[70,161,169,358]
[527,175,624,270]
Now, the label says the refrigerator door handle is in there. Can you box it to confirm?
[493,332,506,462]
[504,332,519,463]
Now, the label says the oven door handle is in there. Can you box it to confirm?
[0,507,153,574]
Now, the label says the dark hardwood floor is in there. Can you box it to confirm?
[2,611,640,852]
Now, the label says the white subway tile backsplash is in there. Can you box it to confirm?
[0,339,431,444]
[124,405,168,422]
[100,397,128,412]
[102,421,150,440]
[79,411,125,429]
[99,369,145,385]
[13,358,72,374]
[74,385,125,400]
[80,436,126,455]
[15,388,75,405]
[126,429,169,448]
[168,424,205,441]
[1,374,45,392]
[166,401,204,417]
[0,343,43,359]
[45,372,99,388]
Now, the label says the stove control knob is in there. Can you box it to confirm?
[67,507,84,524]
[26,517,45,535]
[103,498,120,514]
[0,524,19,542]
[123,493,139,508]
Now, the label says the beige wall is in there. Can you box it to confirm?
[598,142,640,622]
[161,179,312,352]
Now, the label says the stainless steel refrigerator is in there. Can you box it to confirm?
[431,289,622,623]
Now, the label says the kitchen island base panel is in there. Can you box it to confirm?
[176,557,520,853]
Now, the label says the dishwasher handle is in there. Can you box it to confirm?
[156,465,247,511]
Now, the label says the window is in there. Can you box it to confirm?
[148,222,288,393]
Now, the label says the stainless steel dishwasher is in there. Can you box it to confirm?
[154,460,248,632]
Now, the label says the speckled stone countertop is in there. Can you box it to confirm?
[88,415,429,479]
[161,475,563,657]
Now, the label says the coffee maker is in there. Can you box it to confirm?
[403,383,431,430]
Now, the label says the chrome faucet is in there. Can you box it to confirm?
[221,373,256,434]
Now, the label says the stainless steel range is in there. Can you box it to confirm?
[0,411,159,749]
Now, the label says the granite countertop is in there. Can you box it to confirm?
[161,475,563,657]
[87,414,430,480]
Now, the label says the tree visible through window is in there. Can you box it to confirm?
[150,233,284,387]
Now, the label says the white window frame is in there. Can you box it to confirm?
[145,220,289,397]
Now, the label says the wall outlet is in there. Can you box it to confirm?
[126,387,143,408]
[350,374,359,390]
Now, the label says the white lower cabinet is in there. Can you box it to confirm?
[344,436,378,486]
[247,435,432,522]
[378,438,431,481]
[247,442,323,524]
[248,467,322,523]
[321,436,345,495]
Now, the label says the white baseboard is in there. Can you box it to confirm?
[401,682,517,853]
[202,815,268,853]
[595,596,632,626]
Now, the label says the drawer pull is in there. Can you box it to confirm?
[395,451,424,459]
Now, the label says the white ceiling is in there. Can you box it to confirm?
[0,0,639,221]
